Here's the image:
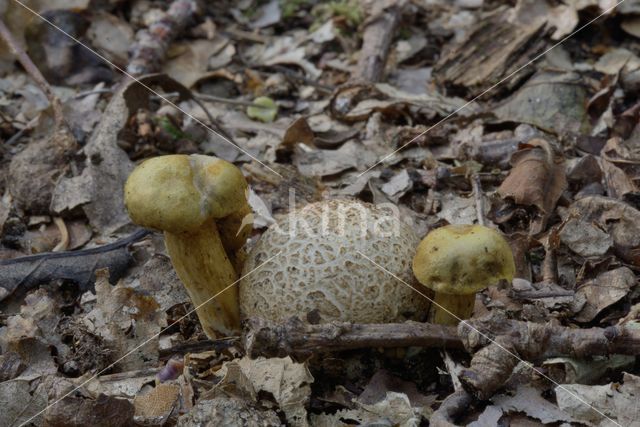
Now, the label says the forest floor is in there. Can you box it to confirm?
[1,0,640,426]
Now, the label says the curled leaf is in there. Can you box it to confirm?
[497,138,567,233]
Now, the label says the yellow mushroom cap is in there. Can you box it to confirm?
[124,154,248,234]
[412,224,515,295]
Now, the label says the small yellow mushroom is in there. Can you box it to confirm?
[412,224,515,325]
[124,154,251,338]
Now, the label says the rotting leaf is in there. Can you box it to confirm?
[293,140,376,177]
[44,393,135,427]
[207,356,313,427]
[493,384,574,424]
[84,269,166,371]
[282,117,315,148]
[176,396,280,426]
[0,229,148,303]
[494,71,590,135]
[329,82,470,123]
[497,138,567,233]
[0,378,47,427]
[574,267,636,323]
[556,372,640,426]
[565,196,640,266]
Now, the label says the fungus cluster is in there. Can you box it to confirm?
[125,155,512,337]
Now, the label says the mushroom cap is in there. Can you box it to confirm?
[239,199,429,324]
[412,224,515,295]
[124,154,248,233]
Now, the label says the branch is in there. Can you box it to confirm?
[127,0,198,76]
[459,311,640,399]
[242,316,463,358]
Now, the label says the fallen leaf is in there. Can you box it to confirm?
[294,140,376,177]
[44,394,135,427]
[206,356,313,427]
[493,384,574,424]
[575,267,636,323]
[494,71,590,135]
[566,196,640,265]
[0,378,47,427]
[84,269,166,371]
[134,383,180,423]
[247,96,278,123]
[556,372,640,426]
[498,138,567,233]
[86,11,134,66]
[559,218,613,257]
[176,396,280,426]
[380,169,412,201]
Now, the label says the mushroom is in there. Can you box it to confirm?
[124,154,251,338]
[239,199,429,324]
[412,224,515,325]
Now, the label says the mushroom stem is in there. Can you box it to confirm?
[164,219,240,338]
[431,292,475,326]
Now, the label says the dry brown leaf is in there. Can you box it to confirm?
[566,196,640,265]
[575,267,636,323]
[498,138,567,233]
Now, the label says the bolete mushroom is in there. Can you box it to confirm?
[124,154,251,338]
[239,199,429,323]
[412,224,515,325]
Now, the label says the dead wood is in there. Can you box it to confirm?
[127,0,198,76]
[459,311,640,399]
[242,316,464,358]
[353,0,406,83]
[434,6,550,95]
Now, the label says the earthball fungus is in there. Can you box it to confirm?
[239,199,429,323]
[124,154,252,338]
[412,224,515,325]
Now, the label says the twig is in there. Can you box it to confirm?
[471,174,486,226]
[353,0,407,83]
[242,316,463,358]
[459,311,640,399]
[127,0,198,76]
[159,337,239,360]
[0,18,65,126]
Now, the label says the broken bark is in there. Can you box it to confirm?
[434,6,550,96]
[242,316,463,358]
[127,0,198,76]
[459,311,640,399]
[353,0,406,83]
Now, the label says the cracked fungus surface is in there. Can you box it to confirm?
[240,199,429,323]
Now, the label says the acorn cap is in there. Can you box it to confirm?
[412,224,515,295]
[124,154,248,234]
